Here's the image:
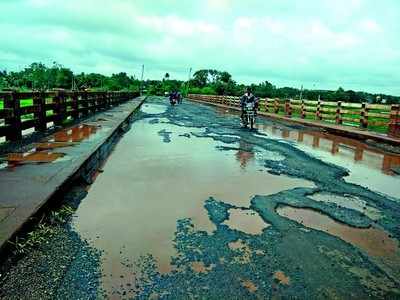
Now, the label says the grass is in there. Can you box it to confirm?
[0,99,33,109]
[8,205,74,255]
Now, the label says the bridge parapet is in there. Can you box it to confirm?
[188,94,400,138]
[0,90,139,142]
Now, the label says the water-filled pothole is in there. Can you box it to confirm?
[309,193,381,221]
[276,206,398,258]
[141,103,167,115]
[223,209,270,235]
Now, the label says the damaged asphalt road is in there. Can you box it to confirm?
[1,96,399,299]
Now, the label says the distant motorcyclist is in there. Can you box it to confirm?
[169,91,177,105]
[176,91,182,104]
[240,87,256,119]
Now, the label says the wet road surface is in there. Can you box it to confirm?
[1,96,400,299]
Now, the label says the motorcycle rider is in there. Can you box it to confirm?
[240,87,256,121]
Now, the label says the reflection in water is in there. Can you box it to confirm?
[50,124,98,143]
[235,140,255,169]
[34,142,75,150]
[4,151,65,168]
[141,103,168,115]
[256,124,400,175]
[0,125,99,169]
[256,124,400,199]
[72,113,313,296]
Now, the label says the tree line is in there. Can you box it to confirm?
[0,62,140,92]
[1,63,398,104]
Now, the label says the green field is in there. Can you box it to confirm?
[0,99,33,109]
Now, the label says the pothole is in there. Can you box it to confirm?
[273,271,290,285]
[309,193,381,221]
[276,206,398,258]
[223,209,270,235]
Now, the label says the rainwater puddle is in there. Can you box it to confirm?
[141,103,167,115]
[34,142,75,150]
[310,193,381,221]
[241,279,258,293]
[256,124,400,199]
[191,261,213,274]
[223,209,270,235]
[276,206,399,259]
[1,151,66,169]
[72,117,313,295]
[273,270,290,285]
[47,124,100,143]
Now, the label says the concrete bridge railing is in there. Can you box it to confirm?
[188,94,400,137]
[0,90,139,141]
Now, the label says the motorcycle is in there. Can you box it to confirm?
[241,101,256,129]
[170,96,177,106]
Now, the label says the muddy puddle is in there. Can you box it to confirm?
[273,271,290,285]
[47,124,100,143]
[0,124,101,169]
[223,208,269,235]
[310,193,381,221]
[1,150,66,169]
[277,206,398,258]
[256,124,400,199]
[140,103,168,115]
[277,205,400,279]
[72,104,314,295]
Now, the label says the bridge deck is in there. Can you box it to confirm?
[0,97,146,251]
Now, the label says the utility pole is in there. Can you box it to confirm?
[140,64,145,96]
[300,85,303,100]
[186,67,192,96]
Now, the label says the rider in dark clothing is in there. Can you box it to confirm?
[240,87,256,120]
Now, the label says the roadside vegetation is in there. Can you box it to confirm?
[1,63,399,105]
[8,205,75,256]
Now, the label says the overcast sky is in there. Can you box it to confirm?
[0,0,399,95]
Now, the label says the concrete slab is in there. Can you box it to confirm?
[0,97,146,250]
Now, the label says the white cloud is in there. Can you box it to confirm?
[135,15,221,37]
[0,0,399,95]
[359,19,382,33]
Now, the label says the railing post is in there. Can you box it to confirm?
[335,101,342,125]
[316,100,322,120]
[33,91,46,132]
[53,90,66,126]
[274,99,279,114]
[89,93,96,114]
[4,91,22,141]
[388,104,400,137]
[82,91,89,116]
[285,99,292,117]
[106,92,111,109]
[360,102,368,129]
[301,99,306,119]
[71,92,79,120]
